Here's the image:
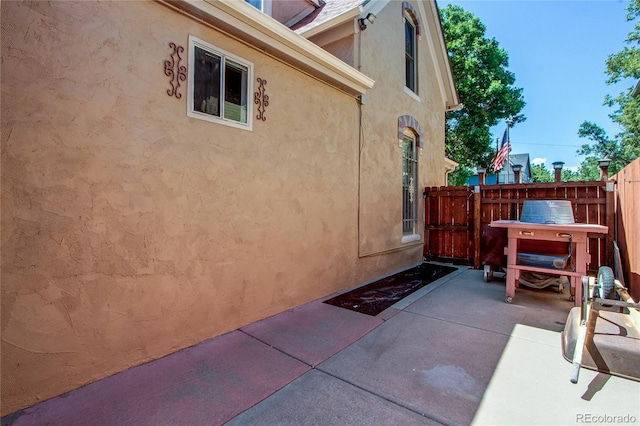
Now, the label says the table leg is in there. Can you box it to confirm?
[572,276,582,307]
[573,241,588,307]
[506,267,518,303]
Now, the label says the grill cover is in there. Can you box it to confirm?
[520,200,575,224]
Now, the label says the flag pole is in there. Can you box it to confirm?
[495,137,499,184]
[506,118,512,184]
[507,122,510,184]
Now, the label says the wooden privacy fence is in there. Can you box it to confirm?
[423,181,614,273]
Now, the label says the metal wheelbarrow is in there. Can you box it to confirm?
[561,266,640,383]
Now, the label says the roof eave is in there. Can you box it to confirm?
[429,2,460,110]
[296,6,362,38]
[160,0,374,96]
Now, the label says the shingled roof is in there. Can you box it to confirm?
[293,0,368,33]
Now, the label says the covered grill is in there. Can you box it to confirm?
[490,201,608,305]
[517,200,575,270]
[520,200,575,225]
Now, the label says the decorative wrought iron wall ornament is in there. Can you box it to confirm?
[164,42,187,99]
[254,77,269,121]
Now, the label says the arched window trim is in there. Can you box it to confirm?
[402,2,421,35]
[397,115,423,149]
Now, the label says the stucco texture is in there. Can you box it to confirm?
[1,0,444,415]
[356,2,448,256]
[313,2,447,257]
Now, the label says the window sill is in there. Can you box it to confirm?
[404,87,421,103]
[401,233,421,244]
[187,110,253,131]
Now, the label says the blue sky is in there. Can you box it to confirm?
[439,0,636,171]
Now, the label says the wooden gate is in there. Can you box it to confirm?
[424,181,614,272]
[423,186,475,265]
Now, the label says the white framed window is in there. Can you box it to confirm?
[402,130,418,235]
[188,36,253,130]
[404,13,417,93]
[245,0,272,15]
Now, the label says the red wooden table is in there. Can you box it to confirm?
[490,220,608,305]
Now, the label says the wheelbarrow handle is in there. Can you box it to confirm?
[571,275,591,384]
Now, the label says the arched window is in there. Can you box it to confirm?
[398,115,423,239]
[402,128,418,235]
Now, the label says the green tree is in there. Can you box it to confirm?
[440,5,526,184]
[530,163,553,183]
[561,168,580,182]
[447,165,473,186]
[577,0,640,174]
[576,157,602,181]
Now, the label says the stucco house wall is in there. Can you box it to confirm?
[358,2,448,256]
[1,0,457,416]
[0,0,360,415]
[302,1,452,257]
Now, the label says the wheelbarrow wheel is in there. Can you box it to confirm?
[597,266,615,300]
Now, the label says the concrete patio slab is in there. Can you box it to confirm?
[226,369,439,425]
[405,274,571,335]
[5,331,310,426]
[317,311,510,426]
[241,298,392,366]
[472,323,640,425]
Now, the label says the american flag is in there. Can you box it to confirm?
[491,128,510,171]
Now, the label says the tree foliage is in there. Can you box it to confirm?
[575,157,602,181]
[577,0,640,175]
[530,162,597,183]
[447,165,473,186]
[440,5,526,182]
[561,169,580,182]
[530,163,553,183]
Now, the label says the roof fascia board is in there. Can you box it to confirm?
[297,6,363,39]
[425,1,460,110]
[162,0,374,95]
[362,0,390,19]
[416,1,448,109]
[444,157,459,169]
[416,1,459,111]
[299,1,389,40]
[307,20,354,48]
[283,5,318,28]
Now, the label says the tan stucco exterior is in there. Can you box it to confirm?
[309,2,453,255]
[1,0,456,415]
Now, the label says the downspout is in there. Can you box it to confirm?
[357,19,363,71]
[357,23,364,257]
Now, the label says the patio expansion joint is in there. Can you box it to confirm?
[238,329,315,368]
[403,307,565,350]
[401,309,517,340]
[234,325,463,424]
[313,368,459,426]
